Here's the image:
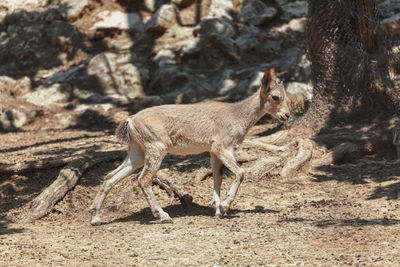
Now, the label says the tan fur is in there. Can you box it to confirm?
[89,68,290,225]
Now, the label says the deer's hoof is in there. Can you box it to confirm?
[161,217,174,224]
[219,203,229,217]
[90,215,101,226]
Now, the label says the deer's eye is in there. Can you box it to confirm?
[272,95,280,101]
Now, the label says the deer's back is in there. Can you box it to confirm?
[129,102,242,155]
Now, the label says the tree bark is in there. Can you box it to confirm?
[304,0,399,129]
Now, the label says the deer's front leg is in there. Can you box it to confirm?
[210,153,223,217]
[212,144,244,217]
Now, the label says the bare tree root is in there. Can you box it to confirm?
[243,140,289,153]
[248,157,282,178]
[251,130,290,145]
[311,142,363,167]
[280,139,314,178]
[23,151,125,222]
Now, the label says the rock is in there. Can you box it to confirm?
[286,82,313,101]
[0,75,31,98]
[281,1,309,21]
[378,0,400,19]
[217,69,236,95]
[248,71,265,92]
[275,0,289,5]
[149,67,190,95]
[59,0,89,21]
[292,54,311,82]
[172,0,194,8]
[0,10,83,78]
[145,4,177,32]
[0,109,28,130]
[238,0,278,25]
[23,83,68,108]
[207,0,233,19]
[273,18,307,33]
[87,52,147,99]
[236,27,281,56]
[208,34,240,61]
[53,113,75,129]
[193,18,235,38]
[72,88,111,103]
[154,49,176,67]
[112,111,129,124]
[0,0,46,20]
[179,38,202,60]
[286,82,313,114]
[382,13,400,40]
[90,11,144,32]
[138,95,164,109]
[144,0,156,12]
[43,66,81,85]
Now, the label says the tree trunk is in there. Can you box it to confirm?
[303,0,400,130]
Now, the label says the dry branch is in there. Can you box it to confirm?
[23,151,125,222]
[154,172,193,205]
[194,167,213,183]
[1,156,77,175]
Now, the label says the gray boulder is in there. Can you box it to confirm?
[207,0,233,19]
[87,52,147,99]
[90,11,144,32]
[23,83,68,108]
[382,13,400,39]
[281,1,309,21]
[145,4,178,32]
[0,109,28,130]
[238,0,278,25]
[172,0,195,8]
[0,76,31,96]
[59,0,89,21]
[144,0,156,12]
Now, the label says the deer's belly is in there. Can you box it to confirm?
[168,144,209,155]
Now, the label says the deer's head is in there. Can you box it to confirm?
[260,68,290,122]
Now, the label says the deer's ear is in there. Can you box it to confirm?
[261,68,276,99]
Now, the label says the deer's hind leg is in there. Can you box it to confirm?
[89,142,144,226]
[210,152,223,217]
[137,145,173,223]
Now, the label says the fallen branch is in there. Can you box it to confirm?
[109,172,193,211]
[1,156,77,175]
[23,150,125,222]
[154,171,193,205]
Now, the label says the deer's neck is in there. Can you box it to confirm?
[233,90,266,133]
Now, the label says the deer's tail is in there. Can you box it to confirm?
[115,118,132,143]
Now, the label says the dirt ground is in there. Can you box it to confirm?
[1,110,400,267]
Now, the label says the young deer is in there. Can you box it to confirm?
[89,68,290,225]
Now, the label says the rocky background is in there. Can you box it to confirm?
[0,0,398,131]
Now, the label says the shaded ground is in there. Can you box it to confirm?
[1,107,400,266]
